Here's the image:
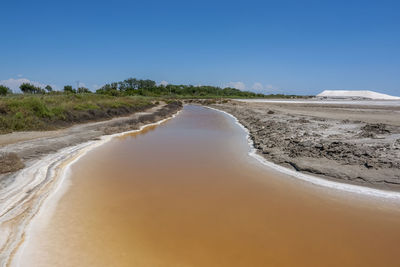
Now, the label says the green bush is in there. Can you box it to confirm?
[20,83,44,94]
[45,85,53,92]
[63,85,76,94]
[77,87,91,94]
[0,85,11,96]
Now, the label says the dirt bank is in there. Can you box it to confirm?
[212,100,400,191]
[0,101,182,183]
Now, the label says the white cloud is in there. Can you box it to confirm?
[224,81,246,90]
[158,80,168,87]
[0,78,52,93]
[251,82,264,92]
[264,84,281,93]
[77,82,87,88]
[17,74,23,78]
[250,82,281,94]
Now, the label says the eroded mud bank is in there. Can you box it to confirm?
[211,100,400,190]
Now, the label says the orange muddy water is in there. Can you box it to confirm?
[17,106,400,267]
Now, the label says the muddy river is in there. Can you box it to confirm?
[15,105,400,267]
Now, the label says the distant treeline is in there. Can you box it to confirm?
[95,78,307,98]
[95,78,266,98]
[0,77,309,98]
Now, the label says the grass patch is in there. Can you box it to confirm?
[0,94,154,133]
[74,103,99,111]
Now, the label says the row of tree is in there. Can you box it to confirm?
[63,85,91,94]
[96,78,266,98]
[19,83,54,94]
[1,77,299,98]
[0,83,92,95]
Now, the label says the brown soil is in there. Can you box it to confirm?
[0,153,24,174]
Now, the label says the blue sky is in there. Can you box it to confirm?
[1,0,399,95]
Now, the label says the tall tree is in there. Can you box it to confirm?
[45,85,53,92]
[20,83,43,94]
[77,87,91,93]
[63,85,76,94]
[0,85,11,96]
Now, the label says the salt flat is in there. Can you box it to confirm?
[238,99,400,106]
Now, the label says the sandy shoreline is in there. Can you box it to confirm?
[211,100,400,191]
[0,102,182,266]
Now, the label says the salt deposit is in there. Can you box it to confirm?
[317,90,400,100]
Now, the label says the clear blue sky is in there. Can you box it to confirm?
[1,0,399,95]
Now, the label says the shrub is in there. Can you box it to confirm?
[20,83,44,94]
[77,87,91,94]
[0,85,11,96]
[26,97,52,118]
[45,85,53,92]
[63,85,76,94]
[74,103,99,110]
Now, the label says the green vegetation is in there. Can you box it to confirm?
[7,77,307,99]
[0,94,153,133]
[0,85,11,96]
[45,85,53,92]
[63,85,76,94]
[95,78,268,98]
[0,77,309,133]
[93,77,310,99]
[77,87,91,94]
[20,83,45,94]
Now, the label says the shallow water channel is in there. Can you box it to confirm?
[16,105,400,267]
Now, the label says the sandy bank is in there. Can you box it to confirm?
[211,100,400,191]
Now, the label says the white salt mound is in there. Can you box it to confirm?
[317,90,400,100]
